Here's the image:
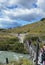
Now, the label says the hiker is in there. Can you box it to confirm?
[41,44,45,65]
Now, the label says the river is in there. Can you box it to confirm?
[0,51,30,64]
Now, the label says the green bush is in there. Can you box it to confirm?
[8,58,33,65]
[0,37,28,53]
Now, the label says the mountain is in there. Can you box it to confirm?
[6,18,45,35]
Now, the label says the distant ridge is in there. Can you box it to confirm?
[4,18,45,35]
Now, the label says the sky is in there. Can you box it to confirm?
[0,0,45,28]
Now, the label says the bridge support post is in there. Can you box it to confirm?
[6,58,9,64]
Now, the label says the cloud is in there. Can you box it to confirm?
[0,24,3,28]
[37,0,45,11]
[0,0,6,3]
[0,17,21,28]
[36,0,45,17]
[3,8,44,21]
[2,0,45,21]
[6,0,37,9]
[0,0,45,28]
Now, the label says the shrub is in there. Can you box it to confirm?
[8,58,33,65]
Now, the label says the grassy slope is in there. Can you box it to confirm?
[0,18,45,41]
[0,18,45,52]
[5,19,45,35]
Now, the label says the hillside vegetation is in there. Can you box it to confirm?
[5,18,45,35]
[0,18,45,53]
[0,33,27,53]
[0,58,33,65]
